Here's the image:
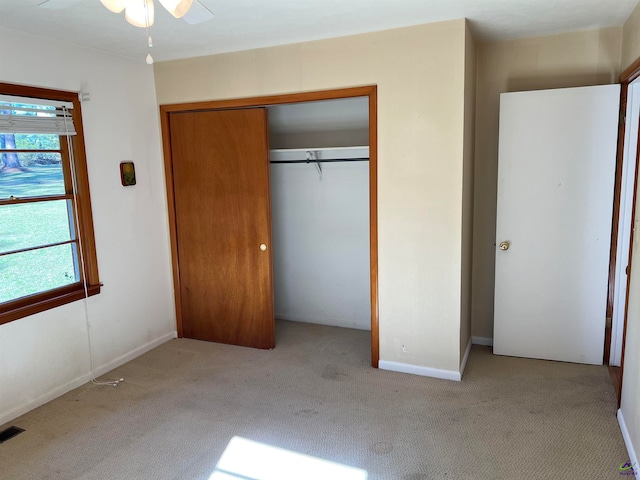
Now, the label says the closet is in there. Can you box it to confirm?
[268,98,371,331]
[161,87,378,363]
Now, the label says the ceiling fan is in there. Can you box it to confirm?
[38,0,215,26]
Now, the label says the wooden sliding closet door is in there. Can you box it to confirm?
[169,108,275,349]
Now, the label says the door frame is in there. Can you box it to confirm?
[159,85,380,367]
[606,57,640,403]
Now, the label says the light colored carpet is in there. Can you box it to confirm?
[0,320,629,479]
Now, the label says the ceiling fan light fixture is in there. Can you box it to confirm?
[158,0,193,18]
[100,0,127,13]
[125,0,155,28]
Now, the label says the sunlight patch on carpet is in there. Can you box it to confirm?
[209,436,368,480]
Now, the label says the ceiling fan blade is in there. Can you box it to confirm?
[182,0,214,25]
[38,0,84,8]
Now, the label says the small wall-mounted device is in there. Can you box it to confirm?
[120,161,136,186]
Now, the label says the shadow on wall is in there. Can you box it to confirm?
[506,72,617,93]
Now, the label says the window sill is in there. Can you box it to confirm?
[0,283,101,326]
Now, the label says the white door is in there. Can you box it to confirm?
[494,85,620,365]
[611,77,640,366]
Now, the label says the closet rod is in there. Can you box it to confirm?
[270,158,369,164]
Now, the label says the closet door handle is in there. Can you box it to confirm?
[259,244,267,252]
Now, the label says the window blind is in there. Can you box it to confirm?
[0,94,76,136]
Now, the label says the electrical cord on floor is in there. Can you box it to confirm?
[66,105,124,388]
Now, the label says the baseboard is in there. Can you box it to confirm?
[618,409,639,479]
[472,336,493,347]
[92,330,178,378]
[275,314,370,331]
[0,330,177,427]
[460,338,472,379]
[379,360,461,381]
[0,373,92,427]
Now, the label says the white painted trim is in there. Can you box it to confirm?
[618,409,640,479]
[0,372,92,427]
[472,336,493,347]
[91,331,178,378]
[0,331,177,426]
[460,338,472,379]
[379,360,461,381]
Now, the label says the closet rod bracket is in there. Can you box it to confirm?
[306,150,323,180]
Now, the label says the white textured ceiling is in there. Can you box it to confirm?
[0,0,638,62]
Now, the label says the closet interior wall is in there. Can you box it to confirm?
[268,97,371,331]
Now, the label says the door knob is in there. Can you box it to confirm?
[260,244,267,252]
[499,241,510,251]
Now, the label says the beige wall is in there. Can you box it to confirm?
[471,27,623,339]
[622,1,640,70]
[460,21,476,364]
[620,3,640,466]
[155,20,470,373]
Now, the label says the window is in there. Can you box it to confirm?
[0,83,100,325]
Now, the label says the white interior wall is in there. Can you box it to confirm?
[270,161,371,330]
[268,99,371,331]
[0,29,176,425]
[269,98,369,149]
[622,0,640,70]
